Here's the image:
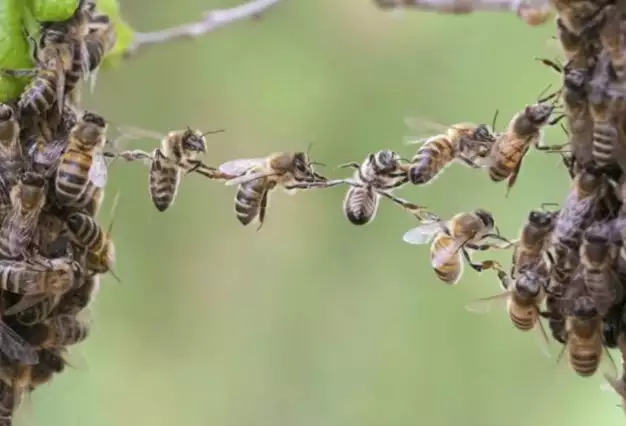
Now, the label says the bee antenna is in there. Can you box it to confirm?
[491,109,499,132]
[305,141,314,157]
[541,202,560,211]
[108,267,122,284]
[309,161,326,167]
[202,129,225,136]
[106,190,121,237]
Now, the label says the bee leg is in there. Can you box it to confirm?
[457,156,482,169]
[256,190,269,232]
[284,179,348,190]
[0,68,37,78]
[376,190,430,218]
[461,249,503,273]
[497,269,511,290]
[336,162,360,170]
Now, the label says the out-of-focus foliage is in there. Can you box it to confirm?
[0,0,134,102]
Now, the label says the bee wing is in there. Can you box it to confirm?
[464,291,509,314]
[88,151,108,188]
[4,295,48,317]
[0,320,38,365]
[534,315,552,358]
[402,221,442,245]
[404,116,448,134]
[432,238,467,269]
[218,158,266,177]
[225,171,276,187]
[55,56,66,116]
[116,125,165,142]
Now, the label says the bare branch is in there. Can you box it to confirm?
[373,0,553,26]
[124,0,284,58]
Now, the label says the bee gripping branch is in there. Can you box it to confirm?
[372,0,552,25]
[122,0,284,58]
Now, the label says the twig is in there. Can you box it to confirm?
[373,0,552,26]
[123,0,284,58]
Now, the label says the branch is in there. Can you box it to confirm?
[123,0,284,58]
[372,0,553,26]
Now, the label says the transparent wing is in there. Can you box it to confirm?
[218,158,266,177]
[404,116,449,134]
[225,171,275,187]
[402,221,442,245]
[116,125,165,142]
[0,320,39,365]
[4,295,49,317]
[88,151,108,188]
[465,291,509,314]
[433,239,465,269]
[88,65,100,94]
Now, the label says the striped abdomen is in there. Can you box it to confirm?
[507,296,537,331]
[64,42,84,95]
[14,296,60,326]
[0,146,24,187]
[488,134,530,182]
[409,136,456,185]
[149,150,180,212]
[0,262,72,295]
[568,336,602,377]
[430,234,462,284]
[55,147,95,207]
[591,119,616,168]
[343,185,379,225]
[234,177,268,226]
[66,212,103,252]
[18,69,58,116]
[42,315,89,348]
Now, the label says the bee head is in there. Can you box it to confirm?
[528,210,555,228]
[516,269,543,298]
[20,171,46,189]
[0,104,15,121]
[372,150,401,172]
[571,296,598,318]
[564,68,587,93]
[525,103,554,126]
[181,129,207,153]
[81,112,106,128]
[576,167,604,194]
[65,213,82,234]
[474,208,495,230]
[40,22,69,44]
[473,124,495,142]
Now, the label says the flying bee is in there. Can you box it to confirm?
[105,126,227,212]
[25,315,90,349]
[310,150,430,226]
[402,209,511,285]
[466,263,552,356]
[0,171,48,260]
[487,97,566,196]
[55,111,107,211]
[219,151,330,229]
[580,221,622,315]
[551,167,606,287]
[403,117,496,185]
[66,191,119,280]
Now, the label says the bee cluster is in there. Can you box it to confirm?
[0,1,119,425]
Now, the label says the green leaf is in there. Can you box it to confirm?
[0,0,36,102]
[96,0,136,67]
[29,0,79,22]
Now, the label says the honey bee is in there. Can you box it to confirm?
[511,208,558,273]
[555,16,598,69]
[107,127,226,212]
[3,0,93,116]
[560,293,616,377]
[54,111,107,210]
[595,1,626,82]
[467,264,552,356]
[402,209,510,284]
[66,191,119,280]
[404,118,496,185]
[0,380,17,422]
[53,275,100,316]
[487,99,566,195]
[551,168,606,286]
[322,151,430,226]
[0,104,24,190]
[26,315,90,349]
[550,0,608,36]
[0,257,80,298]
[580,221,622,315]
[84,12,117,92]
[219,151,329,229]
[11,295,61,326]
[0,171,48,261]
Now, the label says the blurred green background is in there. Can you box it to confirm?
[21,1,625,425]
